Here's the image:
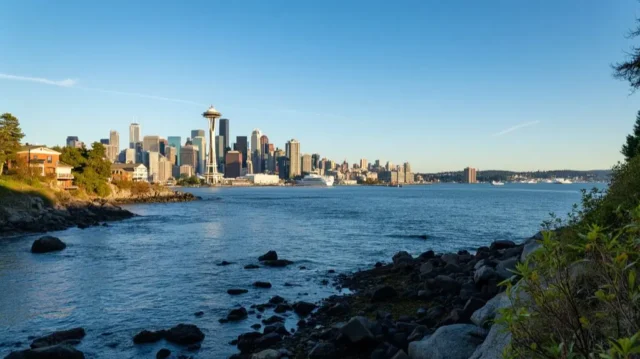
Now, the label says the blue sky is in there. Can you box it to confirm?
[0,0,638,172]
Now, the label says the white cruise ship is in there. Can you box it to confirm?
[554,178,573,184]
[491,181,505,186]
[296,174,335,187]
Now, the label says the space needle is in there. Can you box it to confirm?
[202,105,222,184]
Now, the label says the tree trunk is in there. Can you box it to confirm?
[0,162,4,176]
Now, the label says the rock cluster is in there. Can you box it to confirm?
[4,327,86,359]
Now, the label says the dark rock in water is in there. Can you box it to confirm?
[5,344,85,359]
[244,264,260,269]
[165,324,205,345]
[251,324,262,330]
[30,327,85,349]
[341,316,374,343]
[274,304,291,313]
[30,236,66,254]
[490,240,516,251]
[263,323,290,337]
[371,285,398,302]
[374,262,383,268]
[253,281,272,288]
[293,301,316,316]
[187,343,201,351]
[156,348,171,359]
[327,269,336,273]
[194,311,204,317]
[419,250,435,260]
[133,330,166,344]
[392,251,413,266]
[258,250,278,261]
[320,279,329,285]
[262,315,284,325]
[269,295,286,304]
[227,307,248,321]
[308,342,336,359]
[216,261,234,266]
[254,332,282,350]
[262,259,294,267]
[236,331,262,353]
[227,289,249,295]
[299,266,307,270]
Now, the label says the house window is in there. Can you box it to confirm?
[47,156,52,163]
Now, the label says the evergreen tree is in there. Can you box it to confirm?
[0,113,25,175]
[622,110,640,161]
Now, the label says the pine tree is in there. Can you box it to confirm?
[622,110,640,161]
[0,113,25,175]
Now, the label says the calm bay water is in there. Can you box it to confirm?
[0,183,604,358]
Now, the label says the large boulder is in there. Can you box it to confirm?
[371,286,398,302]
[489,240,516,251]
[133,329,166,344]
[469,323,511,359]
[393,251,413,266]
[251,349,281,359]
[495,258,518,280]
[228,289,249,295]
[408,324,487,359]
[521,237,542,261]
[474,266,496,284]
[31,236,66,254]
[340,316,374,343]
[470,292,510,327]
[262,259,294,267]
[5,344,85,359]
[430,275,461,294]
[293,301,316,316]
[259,251,278,261]
[31,327,85,349]
[164,324,205,345]
[308,342,336,359]
[227,307,249,321]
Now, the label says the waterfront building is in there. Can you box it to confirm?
[367,172,378,181]
[385,161,394,171]
[179,164,194,178]
[192,136,205,174]
[302,154,312,174]
[129,123,140,149]
[463,167,477,183]
[110,131,119,153]
[360,158,368,170]
[312,154,320,171]
[260,135,269,173]
[215,135,225,166]
[219,118,229,155]
[202,106,222,184]
[15,146,74,188]
[277,156,290,180]
[167,136,181,166]
[225,150,242,178]
[191,129,205,139]
[245,173,279,185]
[180,145,199,171]
[165,146,177,166]
[142,136,160,153]
[285,139,301,178]
[234,136,248,168]
[111,163,148,182]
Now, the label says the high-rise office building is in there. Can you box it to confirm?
[100,139,110,145]
[360,158,368,170]
[224,151,242,178]
[404,162,412,173]
[167,136,181,166]
[106,145,119,162]
[191,129,205,139]
[301,154,312,174]
[192,136,206,174]
[129,123,140,149]
[385,161,394,171]
[219,118,230,152]
[312,154,320,171]
[251,129,263,173]
[110,130,119,152]
[180,145,199,171]
[119,148,136,164]
[277,156,290,180]
[165,146,177,166]
[285,139,301,178]
[463,167,477,184]
[66,136,79,147]
[143,136,160,153]
[145,151,160,182]
[215,136,225,166]
[159,139,168,156]
[157,156,173,183]
[234,136,248,168]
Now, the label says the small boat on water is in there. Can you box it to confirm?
[554,178,573,184]
[491,181,505,186]
[296,174,335,187]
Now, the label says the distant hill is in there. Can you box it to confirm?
[419,169,612,183]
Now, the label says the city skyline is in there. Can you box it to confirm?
[1,1,638,172]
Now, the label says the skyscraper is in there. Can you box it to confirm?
[312,154,320,171]
[191,129,205,139]
[219,118,229,157]
[165,146,177,166]
[129,123,140,149]
[180,145,199,171]
[146,151,160,182]
[143,136,160,153]
[251,129,263,173]
[463,167,477,184]
[234,136,248,168]
[159,139,168,156]
[167,136,181,166]
[302,154,312,174]
[110,130,120,153]
[66,136,79,147]
[158,156,173,183]
[192,136,206,174]
[360,158,368,170]
[224,151,242,178]
[100,139,110,145]
[285,139,301,178]
[215,136,225,166]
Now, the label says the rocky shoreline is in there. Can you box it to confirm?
[0,191,199,237]
[223,237,539,359]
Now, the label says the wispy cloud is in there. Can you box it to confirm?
[492,120,540,137]
[0,72,204,106]
[0,73,77,87]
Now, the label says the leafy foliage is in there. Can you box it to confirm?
[622,111,640,161]
[61,142,112,197]
[613,18,640,91]
[176,176,200,186]
[0,113,25,174]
